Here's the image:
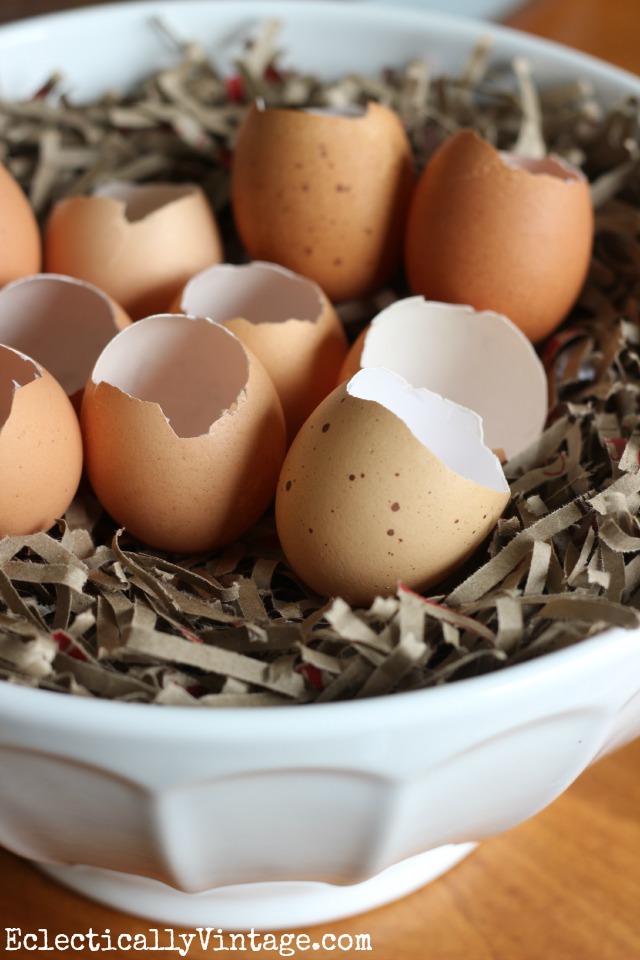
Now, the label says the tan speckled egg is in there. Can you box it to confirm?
[0,163,41,285]
[0,345,83,537]
[275,368,510,606]
[404,129,594,344]
[174,261,348,441]
[44,181,223,320]
[81,314,286,554]
[0,273,132,413]
[231,102,415,302]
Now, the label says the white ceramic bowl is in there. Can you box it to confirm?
[1,0,640,932]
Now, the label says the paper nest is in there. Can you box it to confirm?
[1,18,640,705]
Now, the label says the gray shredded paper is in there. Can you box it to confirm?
[1,19,640,704]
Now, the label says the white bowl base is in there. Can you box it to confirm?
[38,842,477,930]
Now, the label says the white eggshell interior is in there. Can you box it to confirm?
[348,367,509,493]
[179,261,322,325]
[358,297,548,459]
[90,314,248,438]
[94,181,198,221]
[0,274,121,395]
[499,151,587,182]
[0,346,40,430]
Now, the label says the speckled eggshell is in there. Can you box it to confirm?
[44,182,223,320]
[0,345,83,537]
[174,260,348,441]
[0,273,132,413]
[275,368,510,606]
[404,129,594,344]
[0,163,42,285]
[231,102,415,302]
[81,314,286,554]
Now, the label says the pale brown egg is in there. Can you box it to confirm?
[0,273,131,413]
[44,181,223,320]
[340,297,548,460]
[0,163,42,285]
[275,368,510,606]
[404,129,594,344]
[81,314,287,554]
[174,260,348,441]
[0,345,83,537]
[231,102,415,302]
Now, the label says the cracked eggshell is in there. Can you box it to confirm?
[231,102,415,302]
[275,367,510,606]
[0,345,83,537]
[174,260,348,441]
[404,129,594,344]
[0,162,42,286]
[44,181,223,320]
[340,297,548,460]
[0,273,131,413]
[81,314,286,554]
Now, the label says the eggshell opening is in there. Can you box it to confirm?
[91,314,248,439]
[499,151,587,182]
[178,260,322,325]
[0,346,40,429]
[176,260,349,441]
[93,181,201,222]
[344,297,548,460]
[347,367,509,494]
[0,273,131,399]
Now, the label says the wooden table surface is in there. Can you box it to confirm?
[1,0,639,957]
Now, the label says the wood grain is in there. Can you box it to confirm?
[1,1,639,956]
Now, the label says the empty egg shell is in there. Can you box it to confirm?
[0,273,131,412]
[404,128,594,344]
[231,102,415,302]
[340,297,548,460]
[275,367,510,606]
[81,314,287,554]
[174,261,349,440]
[0,345,83,537]
[44,181,223,320]
[0,162,42,286]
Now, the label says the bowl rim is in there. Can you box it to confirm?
[0,0,639,95]
[1,0,639,730]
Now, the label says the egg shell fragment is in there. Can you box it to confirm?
[0,345,83,537]
[276,368,510,606]
[231,102,415,302]
[0,273,131,412]
[404,128,594,344]
[174,260,348,441]
[340,297,548,460]
[44,182,223,320]
[81,314,286,554]
[0,163,42,286]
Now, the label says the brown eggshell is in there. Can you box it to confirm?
[81,314,287,554]
[404,129,594,344]
[44,182,223,320]
[231,102,415,302]
[0,163,42,285]
[0,273,132,413]
[275,368,510,606]
[174,261,348,440]
[0,345,83,537]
